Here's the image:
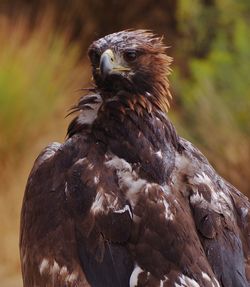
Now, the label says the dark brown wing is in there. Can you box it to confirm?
[20,136,91,287]
[65,142,134,287]
[20,133,134,287]
[125,182,220,287]
[179,137,250,287]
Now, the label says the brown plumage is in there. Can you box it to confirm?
[20,30,250,287]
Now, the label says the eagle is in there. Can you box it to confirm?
[20,30,250,287]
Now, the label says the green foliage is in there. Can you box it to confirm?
[172,0,250,192]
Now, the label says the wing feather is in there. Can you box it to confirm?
[178,137,250,287]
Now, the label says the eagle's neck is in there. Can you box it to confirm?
[92,91,180,184]
[67,91,180,183]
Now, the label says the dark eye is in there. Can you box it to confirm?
[89,50,101,66]
[123,50,138,62]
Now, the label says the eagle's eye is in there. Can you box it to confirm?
[89,50,101,66]
[123,50,138,63]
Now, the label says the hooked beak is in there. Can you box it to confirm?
[99,49,130,78]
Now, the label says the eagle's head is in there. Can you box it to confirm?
[88,30,172,111]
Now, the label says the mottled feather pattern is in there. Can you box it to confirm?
[20,30,250,287]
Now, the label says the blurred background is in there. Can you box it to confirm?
[0,0,249,285]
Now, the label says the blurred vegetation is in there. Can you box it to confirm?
[0,0,249,285]
[171,0,250,192]
[0,15,83,167]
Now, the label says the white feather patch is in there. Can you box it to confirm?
[155,149,163,159]
[159,276,169,287]
[201,272,212,282]
[39,258,49,275]
[114,204,133,219]
[77,95,102,125]
[129,264,144,287]
[241,207,248,218]
[41,143,61,161]
[190,172,234,218]
[162,198,174,221]
[91,188,106,214]
[175,274,200,287]
[105,154,147,207]
[93,175,100,185]
[105,155,132,172]
[202,272,221,287]
[50,260,60,275]
[59,266,68,276]
[66,271,78,283]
